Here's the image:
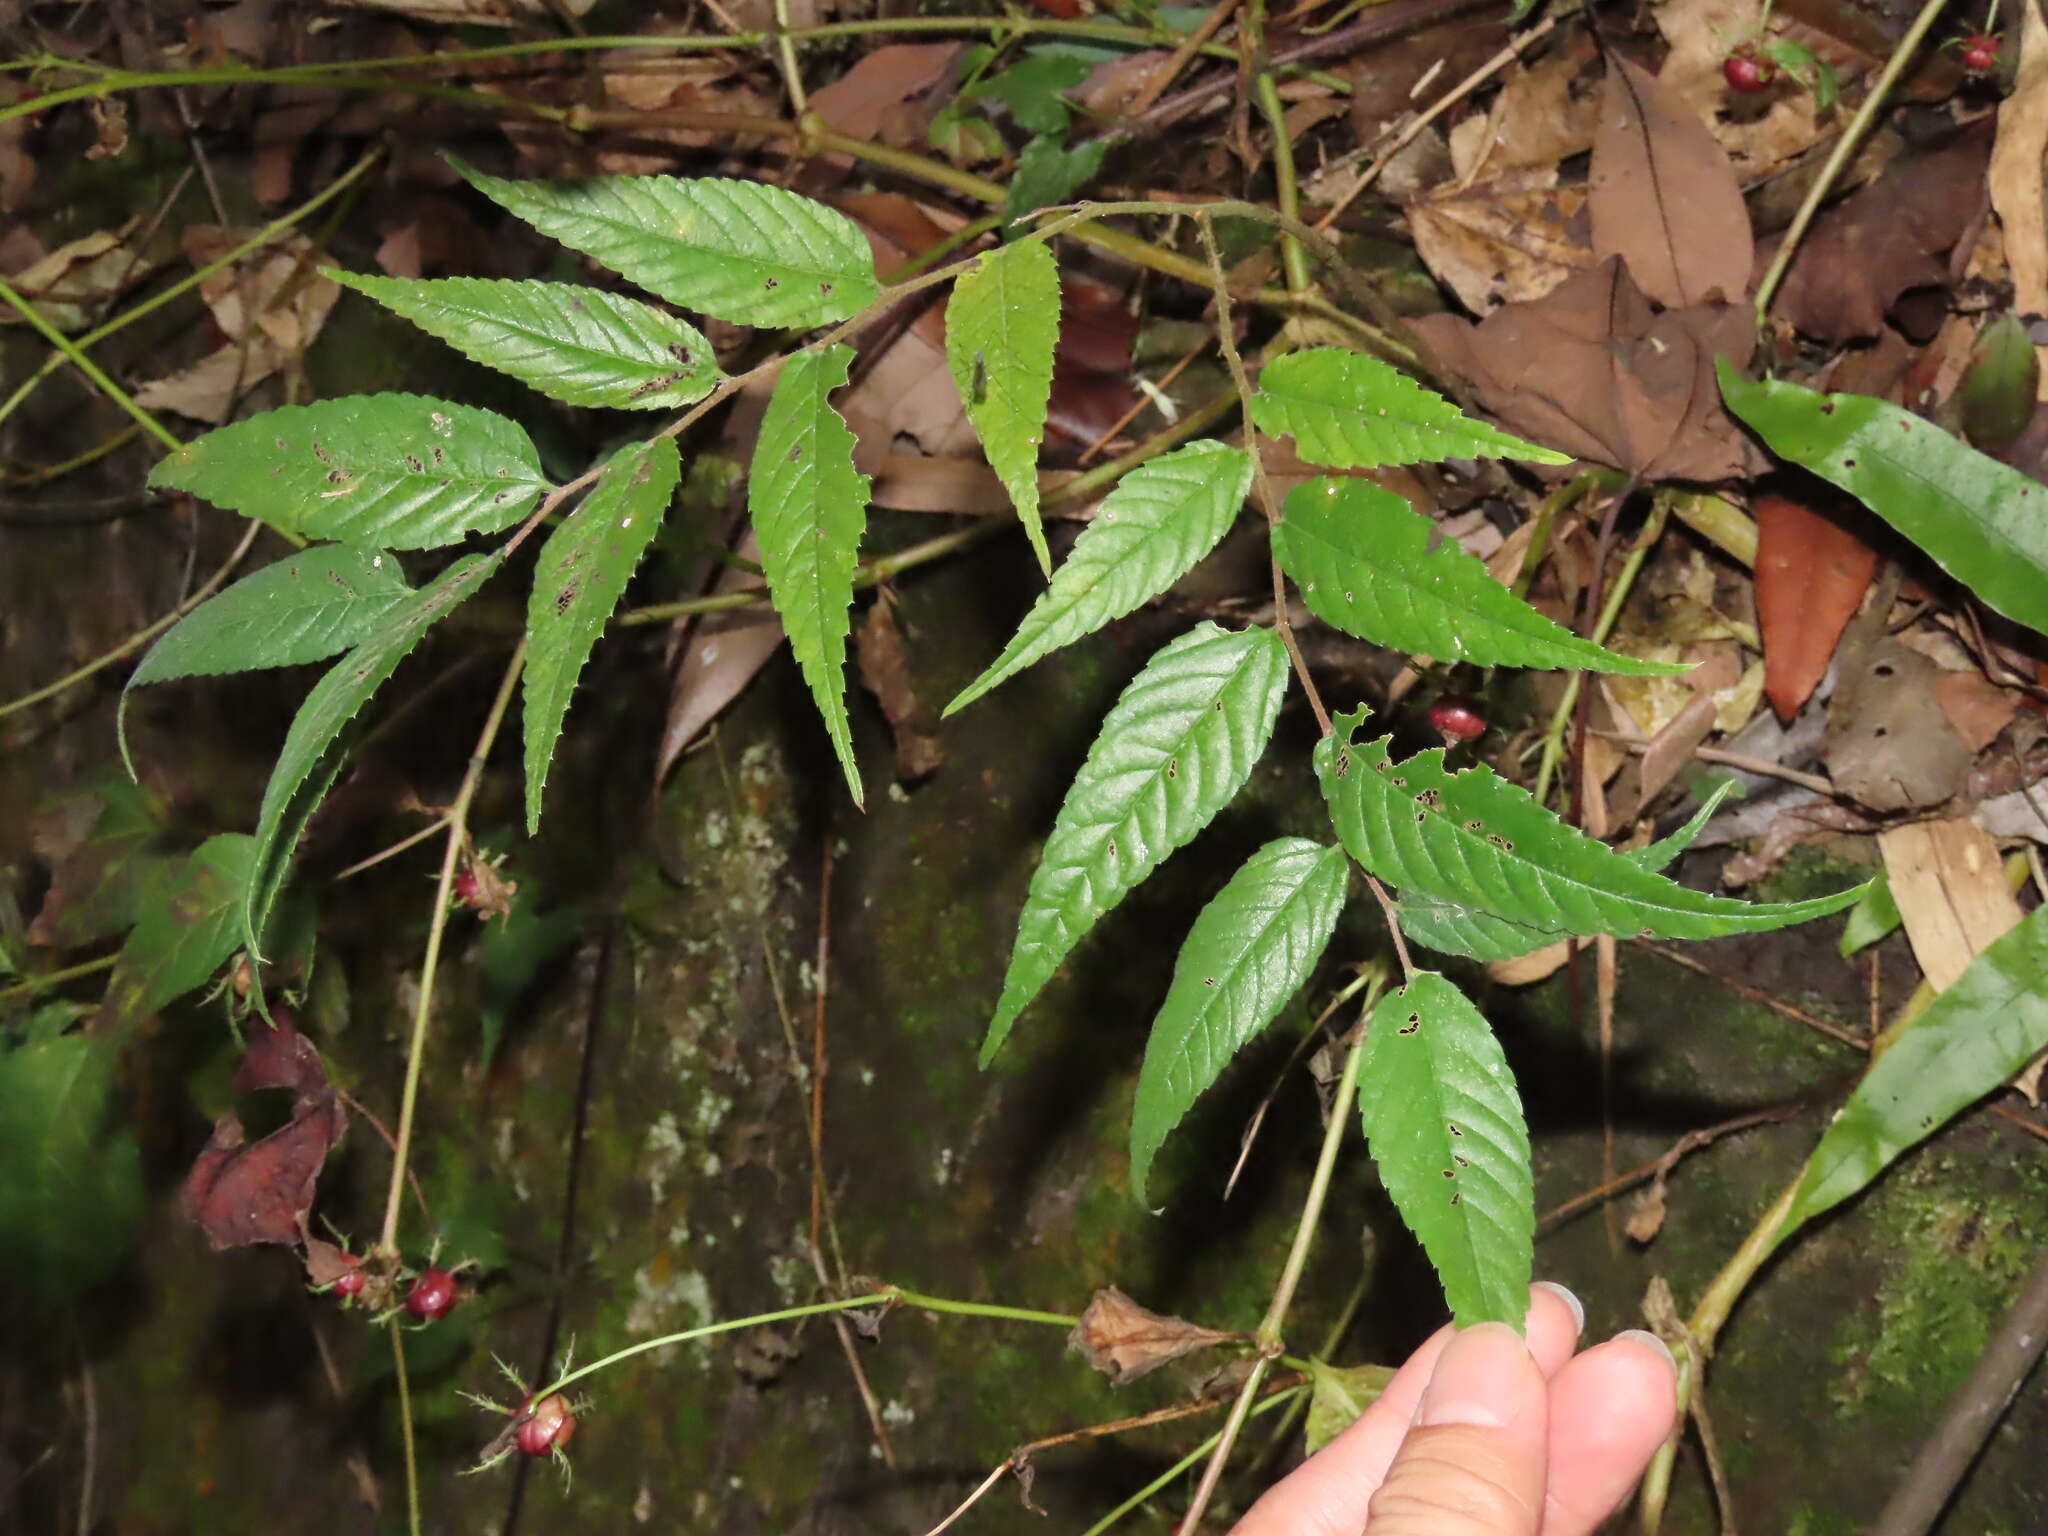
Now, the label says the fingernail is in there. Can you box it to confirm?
[1416,1321,1529,1429]
[1615,1329,1678,1374]
[1533,1280,1585,1333]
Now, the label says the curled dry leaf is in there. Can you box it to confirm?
[182,1010,347,1250]
[1409,257,1767,481]
[1589,54,1753,309]
[1069,1286,1239,1385]
[1447,44,1602,185]
[1753,492,1877,721]
[0,226,143,332]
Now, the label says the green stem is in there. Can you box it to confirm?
[1252,47,1313,296]
[0,146,383,438]
[391,1321,422,1536]
[0,953,119,1006]
[1530,495,1670,809]
[1752,0,1956,324]
[886,1289,1079,1327]
[1080,1386,1304,1536]
[0,272,178,451]
[375,639,525,1257]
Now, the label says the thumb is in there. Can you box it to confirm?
[1364,1321,1548,1536]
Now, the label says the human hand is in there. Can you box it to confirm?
[1232,1283,1678,1536]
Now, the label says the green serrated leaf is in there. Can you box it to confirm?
[948,441,1251,714]
[1398,781,1737,961]
[1004,135,1108,228]
[331,274,722,412]
[247,551,507,954]
[449,157,878,329]
[0,1028,142,1308]
[1783,900,2048,1238]
[751,345,871,805]
[1720,361,2048,640]
[966,51,1091,134]
[1276,479,1682,675]
[1839,870,1901,958]
[1360,973,1533,1327]
[148,396,548,549]
[1317,711,1864,941]
[100,834,260,1025]
[984,623,1290,1065]
[1129,839,1348,1203]
[947,239,1060,575]
[524,437,680,832]
[1304,1360,1399,1455]
[1252,349,1571,470]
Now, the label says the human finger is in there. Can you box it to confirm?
[1538,1330,1679,1536]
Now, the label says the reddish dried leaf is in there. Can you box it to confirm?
[1754,493,1878,721]
[855,594,944,782]
[810,43,961,148]
[1931,669,2021,752]
[1589,55,1753,308]
[1409,257,1766,481]
[182,1011,346,1251]
[1774,124,1993,342]
[1069,1286,1239,1385]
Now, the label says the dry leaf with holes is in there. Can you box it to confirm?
[1588,55,1753,309]
[1824,637,1975,811]
[1069,1287,1238,1385]
[1878,818,2023,991]
[1406,175,1595,315]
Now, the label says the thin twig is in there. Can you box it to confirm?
[1689,746,1837,796]
[1535,1104,1804,1231]
[1124,0,1241,116]
[1632,941,1868,1050]
[1362,875,1415,982]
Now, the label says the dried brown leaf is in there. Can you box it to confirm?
[810,43,961,148]
[1754,492,1877,721]
[856,593,944,783]
[1447,45,1601,184]
[1990,0,2048,393]
[1589,55,1753,308]
[1408,176,1595,315]
[1823,638,1975,811]
[655,532,785,787]
[1878,817,2024,991]
[1069,1287,1238,1385]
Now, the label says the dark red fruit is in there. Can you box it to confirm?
[1429,695,1487,743]
[406,1267,460,1322]
[334,1265,367,1302]
[453,868,484,907]
[1960,32,2001,73]
[1723,46,1775,92]
[516,1394,578,1457]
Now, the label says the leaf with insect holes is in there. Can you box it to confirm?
[1129,839,1349,1203]
[948,441,1252,715]
[1252,348,1571,470]
[984,624,1289,1065]
[1720,362,2048,641]
[246,551,507,955]
[1398,781,1737,961]
[1359,972,1532,1328]
[1781,901,2048,1240]
[750,345,871,806]
[148,395,548,550]
[1276,479,1682,675]
[99,835,261,1026]
[946,238,1060,574]
[524,437,680,833]
[1316,711,1864,941]
[331,274,722,412]
[120,545,413,775]
[450,157,877,329]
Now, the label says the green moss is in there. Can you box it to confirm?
[1753,844,1876,908]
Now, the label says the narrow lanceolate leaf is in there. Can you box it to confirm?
[1782,902,2048,1240]
[948,442,1252,715]
[1276,479,1682,675]
[1317,710,1865,942]
[1252,348,1571,470]
[524,438,680,833]
[946,239,1060,574]
[1397,781,1737,961]
[750,345,871,805]
[148,396,547,549]
[451,158,878,329]
[1129,840,1349,1203]
[984,624,1289,1065]
[331,274,722,411]
[247,550,507,953]
[1720,361,2048,640]
[1359,973,1533,1328]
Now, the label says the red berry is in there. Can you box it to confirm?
[1961,33,2000,72]
[1429,695,1487,743]
[516,1394,578,1457]
[406,1267,460,1322]
[1723,46,1775,92]
[453,868,484,907]
[334,1266,367,1302]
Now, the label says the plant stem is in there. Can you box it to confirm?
[1251,36,1313,297]
[886,1289,1080,1327]
[1082,1387,1305,1536]
[1176,1008,1374,1533]
[0,953,119,1006]
[390,1321,422,1536]
[1752,0,1957,325]
[375,639,525,1257]
[1530,494,1670,808]
[0,272,179,452]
